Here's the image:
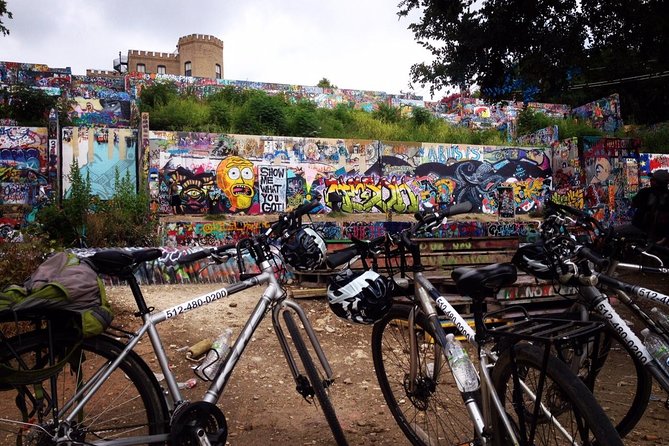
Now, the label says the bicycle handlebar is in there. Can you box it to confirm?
[575,245,610,270]
[177,243,238,264]
[266,196,322,237]
[325,201,474,269]
[325,236,386,268]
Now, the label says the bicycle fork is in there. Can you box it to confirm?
[272,299,336,399]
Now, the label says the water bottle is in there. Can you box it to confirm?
[650,307,669,332]
[195,328,233,381]
[641,328,669,373]
[445,333,479,392]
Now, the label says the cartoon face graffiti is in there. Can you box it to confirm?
[216,156,255,210]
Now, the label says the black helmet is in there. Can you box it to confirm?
[327,269,392,324]
[512,242,555,281]
[280,227,327,272]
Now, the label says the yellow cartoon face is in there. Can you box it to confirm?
[216,156,255,210]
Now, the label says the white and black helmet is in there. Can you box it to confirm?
[280,227,327,272]
[327,269,392,324]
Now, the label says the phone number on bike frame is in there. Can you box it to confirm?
[163,289,229,319]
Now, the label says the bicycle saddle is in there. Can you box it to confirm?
[88,248,163,276]
[451,263,517,300]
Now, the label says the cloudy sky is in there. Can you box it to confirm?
[1,0,447,100]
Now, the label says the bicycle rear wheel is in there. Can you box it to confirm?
[372,303,478,446]
[491,342,623,446]
[282,310,348,445]
[0,328,169,445]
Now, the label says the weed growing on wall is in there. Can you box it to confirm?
[37,161,92,247]
[37,163,158,248]
[86,169,158,247]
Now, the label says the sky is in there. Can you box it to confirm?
[1,0,447,100]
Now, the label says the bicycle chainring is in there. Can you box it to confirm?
[170,401,227,446]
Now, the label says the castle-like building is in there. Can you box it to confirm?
[88,34,224,79]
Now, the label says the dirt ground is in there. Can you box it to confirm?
[106,282,669,446]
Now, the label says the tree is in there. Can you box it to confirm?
[0,1,12,36]
[398,0,669,123]
[317,78,337,89]
[0,84,64,126]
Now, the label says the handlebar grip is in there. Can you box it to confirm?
[444,201,473,216]
[577,245,610,269]
[177,248,213,264]
[293,196,321,218]
[325,246,360,268]
[178,244,237,264]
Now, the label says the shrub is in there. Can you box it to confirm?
[86,169,158,247]
[0,225,57,288]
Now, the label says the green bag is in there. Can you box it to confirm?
[0,252,113,338]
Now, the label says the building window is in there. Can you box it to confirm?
[184,61,192,77]
[215,64,221,79]
[157,65,166,75]
[136,63,146,73]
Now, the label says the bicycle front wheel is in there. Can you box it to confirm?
[372,303,478,446]
[0,329,169,445]
[561,313,652,438]
[491,342,623,446]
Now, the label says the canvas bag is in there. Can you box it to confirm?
[0,252,113,338]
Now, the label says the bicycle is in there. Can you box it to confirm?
[0,198,348,446]
[515,199,669,438]
[325,202,623,446]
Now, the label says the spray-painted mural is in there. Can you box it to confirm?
[0,126,51,222]
[151,131,553,217]
[517,125,559,147]
[572,94,623,134]
[163,218,540,248]
[550,138,585,209]
[68,97,133,127]
[61,127,137,199]
[582,136,639,222]
[0,61,71,96]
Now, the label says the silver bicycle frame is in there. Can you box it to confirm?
[409,271,588,446]
[57,258,334,445]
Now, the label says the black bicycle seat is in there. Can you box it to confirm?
[451,263,517,301]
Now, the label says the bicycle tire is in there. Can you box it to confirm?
[282,310,348,445]
[0,329,169,445]
[563,313,652,438]
[491,342,624,446]
[372,303,479,446]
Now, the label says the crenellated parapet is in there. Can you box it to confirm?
[177,34,224,49]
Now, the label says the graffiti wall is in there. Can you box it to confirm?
[0,61,71,96]
[61,127,138,199]
[550,137,585,208]
[572,94,623,134]
[582,136,639,222]
[151,131,553,218]
[0,126,51,222]
[517,125,559,147]
[68,97,133,127]
[163,218,540,248]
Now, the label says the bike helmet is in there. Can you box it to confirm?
[280,227,327,272]
[327,269,392,324]
[512,242,556,281]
